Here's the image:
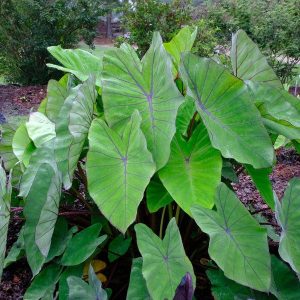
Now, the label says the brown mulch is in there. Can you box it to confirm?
[0,85,46,120]
[232,148,300,223]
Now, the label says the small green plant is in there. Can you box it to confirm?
[1,27,300,299]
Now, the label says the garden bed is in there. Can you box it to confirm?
[1,83,299,298]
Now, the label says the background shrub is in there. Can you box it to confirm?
[117,0,193,56]
[0,0,105,85]
[198,0,300,82]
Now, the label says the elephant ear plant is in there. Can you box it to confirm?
[1,27,300,299]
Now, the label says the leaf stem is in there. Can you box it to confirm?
[168,204,173,220]
[159,206,166,239]
[175,205,181,225]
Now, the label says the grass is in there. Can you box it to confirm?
[77,41,114,57]
[0,75,7,85]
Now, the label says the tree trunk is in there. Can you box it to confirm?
[106,13,113,39]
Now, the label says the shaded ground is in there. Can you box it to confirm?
[0,85,46,122]
[1,85,300,298]
[232,147,300,226]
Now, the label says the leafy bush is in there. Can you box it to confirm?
[116,0,193,56]
[0,0,105,85]
[1,27,300,298]
[199,0,300,82]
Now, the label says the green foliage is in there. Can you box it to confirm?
[135,218,195,299]
[0,166,11,279]
[118,0,193,56]
[275,178,300,273]
[192,183,271,292]
[1,28,300,299]
[67,265,108,300]
[0,0,105,84]
[199,0,300,82]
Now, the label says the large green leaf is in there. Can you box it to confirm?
[191,183,271,292]
[270,256,300,299]
[159,122,222,213]
[247,81,300,128]
[23,264,62,300]
[126,258,151,300]
[245,165,275,210]
[207,269,274,300]
[12,123,35,167]
[102,32,184,169]
[55,77,97,189]
[23,168,61,274]
[164,26,197,75]
[87,111,155,232]
[22,160,62,275]
[135,218,195,300]
[180,53,274,168]
[275,178,300,273]
[60,223,106,266]
[47,46,103,87]
[0,166,11,279]
[231,30,282,88]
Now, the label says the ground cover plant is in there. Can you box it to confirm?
[1,27,300,299]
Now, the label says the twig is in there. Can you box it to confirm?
[250,207,271,215]
[260,222,280,227]
[187,112,198,139]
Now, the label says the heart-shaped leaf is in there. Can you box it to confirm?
[159,122,222,213]
[135,218,195,300]
[180,53,274,168]
[47,46,103,86]
[87,111,155,232]
[275,178,300,273]
[102,32,184,169]
[192,183,271,292]
[231,30,282,88]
